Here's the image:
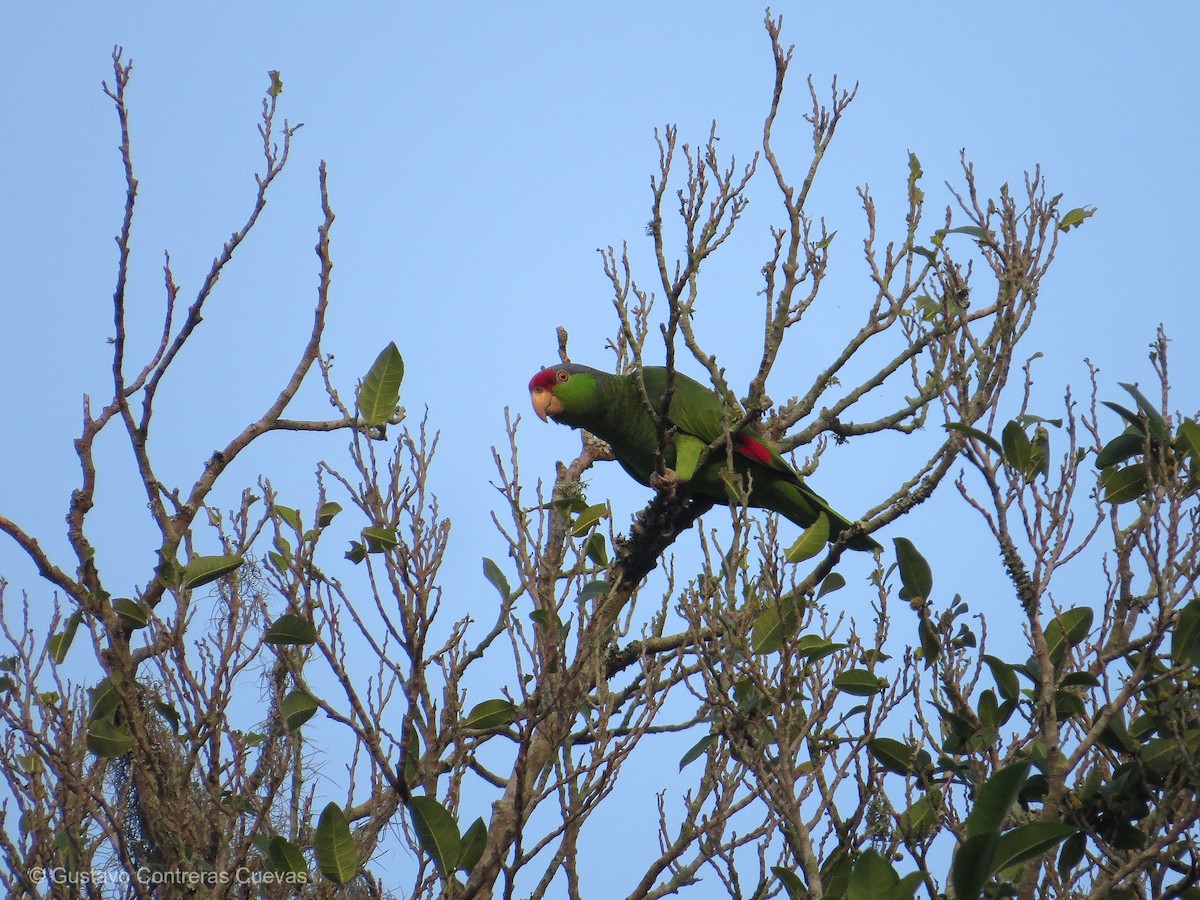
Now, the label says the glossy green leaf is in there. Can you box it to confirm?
[317,501,343,527]
[314,802,357,884]
[983,655,1019,702]
[458,818,487,873]
[357,342,405,426]
[275,505,302,532]
[867,737,917,775]
[898,792,940,842]
[952,832,998,900]
[86,718,135,758]
[1058,206,1096,231]
[362,526,398,552]
[264,614,318,646]
[267,836,308,877]
[1119,382,1167,441]
[918,618,939,668]
[570,502,609,536]
[785,512,829,562]
[848,848,903,900]
[409,795,461,876]
[772,866,805,900]
[482,557,511,601]
[282,690,318,732]
[47,612,82,665]
[1100,464,1148,504]
[113,598,149,630]
[181,554,244,590]
[1057,831,1086,875]
[817,572,846,598]
[992,822,1077,873]
[1001,421,1032,475]
[834,669,885,697]
[945,421,1003,455]
[1172,599,1200,667]
[464,699,515,730]
[966,762,1030,837]
[679,732,718,771]
[1044,607,1093,665]
[1096,431,1145,469]
[584,532,608,566]
[795,635,846,661]
[894,538,932,602]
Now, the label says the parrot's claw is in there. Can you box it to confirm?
[650,468,681,496]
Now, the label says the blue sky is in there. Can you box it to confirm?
[3,2,1199,891]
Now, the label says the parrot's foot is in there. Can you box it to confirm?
[650,468,681,496]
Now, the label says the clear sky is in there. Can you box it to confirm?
[3,2,1199,892]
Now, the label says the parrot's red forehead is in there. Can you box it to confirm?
[528,368,559,392]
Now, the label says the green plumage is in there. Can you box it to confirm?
[532,364,879,552]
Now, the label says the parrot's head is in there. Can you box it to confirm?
[528,364,600,425]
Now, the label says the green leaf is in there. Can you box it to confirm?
[47,612,82,665]
[935,224,992,245]
[751,606,785,655]
[983,655,1020,702]
[917,618,939,668]
[817,572,846,599]
[785,512,829,562]
[181,554,244,590]
[281,690,318,732]
[585,532,608,567]
[966,761,1030,837]
[898,793,940,841]
[1096,431,1145,468]
[1044,607,1093,666]
[458,818,487,873]
[464,699,515,730]
[267,836,309,878]
[944,422,1003,455]
[408,795,461,876]
[317,501,343,527]
[357,342,405,426]
[362,526,399,552]
[894,538,933,602]
[848,849,900,900]
[1001,420,1033,475]
[951,832,998,900]
[264,614,318,646]
[1057,831,1086,875]
[570,502,610,536]
[482,557,511,601]
[576,580,608,603]
[1173,599,1200,667]
[275,505,302,532]
[87,718,135,758]
[772,866,806,900]
[345,541,367,564]
[1058,205,1096,231]
[314,802,357,884]
[992,822,1078,873]
[834,669,885,697]
[795,635,846,661]
[1100,464,1148,504]
[1119,382,1167,441]
[868,737,918,775]
[679,733,718,771]
[266,70,284,98]
[113,598,149,630]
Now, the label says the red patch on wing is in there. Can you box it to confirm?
[734,432,774,467]
[529,368,559,392]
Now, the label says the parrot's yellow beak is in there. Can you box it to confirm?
[530,386,562,423]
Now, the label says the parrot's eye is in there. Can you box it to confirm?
[556,370,569,383]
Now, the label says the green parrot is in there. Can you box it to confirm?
[529,363,880,552]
